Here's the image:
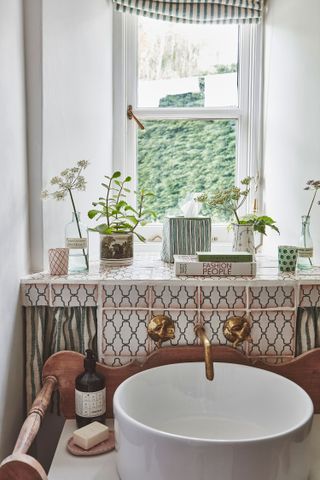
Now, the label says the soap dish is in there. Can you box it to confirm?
[67,431,115,456]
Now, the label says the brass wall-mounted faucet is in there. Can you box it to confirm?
[194,325,214,381]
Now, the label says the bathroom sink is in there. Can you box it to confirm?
[113,362,313,480]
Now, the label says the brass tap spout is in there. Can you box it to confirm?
[195,325,214,381]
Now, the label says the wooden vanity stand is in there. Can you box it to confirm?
[1,346,320,480]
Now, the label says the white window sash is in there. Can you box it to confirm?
[113,12,263,243]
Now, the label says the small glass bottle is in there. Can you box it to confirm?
[297,215,313,270]
[65,212,89,273]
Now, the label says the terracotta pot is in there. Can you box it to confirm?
[100,233,133,266]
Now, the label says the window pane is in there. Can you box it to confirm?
[138,18,238,108]
[137,120,236,222]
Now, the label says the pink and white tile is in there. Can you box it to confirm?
[249,286,295,309]
[102,284,149,308]
[151,285,197,309]
[102,310,149,357]
[248,311,295,357]
[200,286,246,310]
[51,284,98,307]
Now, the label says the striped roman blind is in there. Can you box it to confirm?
[112,0,264,24]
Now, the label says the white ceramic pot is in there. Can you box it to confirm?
[232,223,255,254]
[114,363,313,480]
[100,232,133,266]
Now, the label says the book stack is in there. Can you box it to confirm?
[174,251,256,276]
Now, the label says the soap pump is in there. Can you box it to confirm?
[75,349,106,428]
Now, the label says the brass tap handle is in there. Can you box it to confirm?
[223,316,251,348]
[148,315,175,347]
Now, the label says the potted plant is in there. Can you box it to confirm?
[196,177,279,254]
[88,171,155,266]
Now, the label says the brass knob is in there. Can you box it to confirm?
[223,316,251,348]
[148,315,175,347]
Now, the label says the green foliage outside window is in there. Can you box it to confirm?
[137,118,236,222]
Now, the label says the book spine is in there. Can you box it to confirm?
[197,254,253,263]
[175,262,256,276]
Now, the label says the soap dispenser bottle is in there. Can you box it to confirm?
[75,350,106,428]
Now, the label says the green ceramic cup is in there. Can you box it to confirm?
[278,245,298,272]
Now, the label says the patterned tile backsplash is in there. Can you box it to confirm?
[21,255,320,366]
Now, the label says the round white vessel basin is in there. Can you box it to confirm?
[114,362,313,480]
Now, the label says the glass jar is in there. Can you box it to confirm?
[65,212,89,273]
[297,215,313,270]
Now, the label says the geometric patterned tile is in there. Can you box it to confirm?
[21,283,50,306]
[199,310,247,352]
[149,310,198,350]
[200,286,246,310]
[51,284,98,307]
[102,310,149,357]
[248,311,295,356]
[249,286,295,309]
[299,285,320,307]
[102,284,149,308]
[151,286,197,309]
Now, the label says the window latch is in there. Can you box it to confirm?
[127,105,145,130]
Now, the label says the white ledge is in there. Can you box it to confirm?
[20,254,320,287]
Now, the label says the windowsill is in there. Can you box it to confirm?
[134,241,233,254]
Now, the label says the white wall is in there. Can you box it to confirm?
[263,0,320,260]
[42,0,113,266]
[0,0,29,459]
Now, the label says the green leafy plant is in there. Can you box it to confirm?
[237,214,280,235]
[88,171,155,242]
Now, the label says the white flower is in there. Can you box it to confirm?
[40,189,49,199]
[50,176,61,185]
[77,160,89,169]
[53,190,67,201]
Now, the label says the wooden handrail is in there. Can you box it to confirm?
[0,375,57,480]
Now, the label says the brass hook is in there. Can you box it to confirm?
[127,105,145,130]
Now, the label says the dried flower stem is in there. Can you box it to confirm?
[306,189,318,218]
[68,189,89,270]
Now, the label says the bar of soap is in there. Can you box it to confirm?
[73,422,109,450]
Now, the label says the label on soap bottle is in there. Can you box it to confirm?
[75,388,106,418]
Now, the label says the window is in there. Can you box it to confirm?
[113,13,262,242]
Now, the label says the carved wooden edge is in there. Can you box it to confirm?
[0,454,47,480]
[42,346,320,418]
[0,376,56,480]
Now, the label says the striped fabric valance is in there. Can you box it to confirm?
[113,0,264,24]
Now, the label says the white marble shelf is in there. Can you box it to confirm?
[49,418,320,480]
[20,254,320,286]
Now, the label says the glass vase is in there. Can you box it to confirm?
[297,215,313,270]
[232,224,255,255]
[65,212,89,273]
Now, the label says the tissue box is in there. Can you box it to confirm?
[161,216,211,263]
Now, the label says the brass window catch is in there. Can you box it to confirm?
[127,105,145,130]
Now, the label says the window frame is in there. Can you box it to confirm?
[113,12,263,244]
